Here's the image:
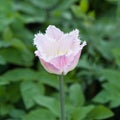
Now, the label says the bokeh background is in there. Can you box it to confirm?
[0,0,120,120]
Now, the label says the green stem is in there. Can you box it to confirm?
[59,74,66,120]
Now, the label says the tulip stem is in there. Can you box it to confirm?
[59,74,66,120]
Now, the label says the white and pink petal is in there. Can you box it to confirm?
[63,51,81,75]
[46,25,63,40]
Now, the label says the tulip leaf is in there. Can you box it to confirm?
[22,109,56,120]
[29,0,58,9]
[37,70,59,89]
[0,56,6,65]
[0,48,33,66]
[71,105,94,120]
[56,0,78,10]
[21,81,45,109]
[0,68,40,84]
[86,105,114,120]
[9,109,25,119]
[112,48,120,67]
[80,0,89,13]
[100,69,120,87]
[34,95,60,117]
[69,83,85,106]
[93,82,120,108]
[15,2,47,23]
[0,103,14,116]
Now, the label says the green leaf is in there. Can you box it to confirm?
[38,70,59,89]
[2,27,13,41]
[0,16,14,32]
[9,109,25,119]
[0,0,15,32]
[10,39,28,51]
[0,68,59,90]
[0,41,11,48]
[29,0,58,9]
[22,109,56,120]
[21,81,45,109]
[103,83,120,108]
[16,2,47,23]
[93,91,110,104]
[94,39,113,60]
[0,68,40,84]
[71,106,94,120]
[0,103,14,116]
[6,83,20,103]
[77,55,92,69]
[57,0,78,10]
[0,47,33,66]
[93,82,120,108]
[0,79,9,85]
[71,5,86,19]
[80,0,89,13]
[88,10,95,20]
[112,48,120,67]
[10,20,33,47]
[21,14,46,23]
[100,69,120,87]
[34,95,60,117]
[86,105,114,120]
[69,83,85,106]
[0,56,6,65]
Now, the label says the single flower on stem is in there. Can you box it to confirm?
[33,25,87,120]
[34,25,86,75]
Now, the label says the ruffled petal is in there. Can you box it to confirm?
[34,33,59,58]
[34,33,47,51]
[63,41,87,75]
[69,29,79,40]
[58,29,80,54]
[46,25,63,40]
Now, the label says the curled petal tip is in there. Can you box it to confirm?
[83,41,87,46]
[34,51,39,56]
[80,41,87,49]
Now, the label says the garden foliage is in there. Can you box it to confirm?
[0,0,120,120]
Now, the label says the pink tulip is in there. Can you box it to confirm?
[34,25,86,75]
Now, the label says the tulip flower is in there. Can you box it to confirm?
[34,25,86,75]
[33,25,86,120]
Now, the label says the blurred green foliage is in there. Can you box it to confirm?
[0,0,120,120]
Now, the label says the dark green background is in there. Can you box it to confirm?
[0,0,120,120]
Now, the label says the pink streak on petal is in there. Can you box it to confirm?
[40,59,62,75]
[63,41,87,75]
[63,51,81,75]
[46,25,63,40]
[50,55,67,71]
[35,50,62,75]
